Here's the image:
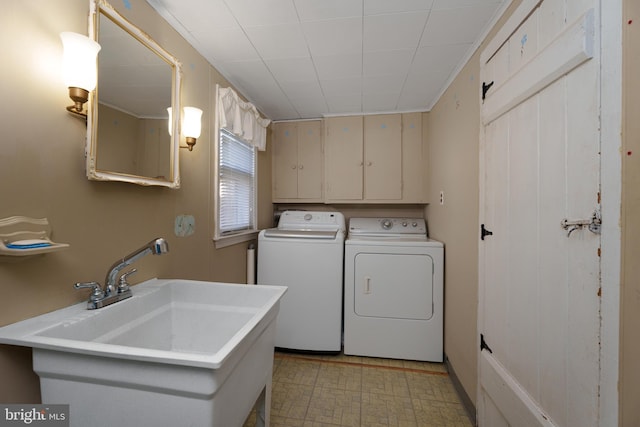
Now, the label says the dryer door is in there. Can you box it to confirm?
[353,253,434,320]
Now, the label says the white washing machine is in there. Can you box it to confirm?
[344,217,444,362]
[257,211,345,351]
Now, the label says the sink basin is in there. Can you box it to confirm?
[0,279,287,427]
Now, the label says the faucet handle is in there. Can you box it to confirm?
[118,268,137,292]
[74,281,104,302]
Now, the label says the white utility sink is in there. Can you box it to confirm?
[0,279,287,427]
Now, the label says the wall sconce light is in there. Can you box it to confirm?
[167,107,203,151]
[181,107,203,151]
[60,32,101,117]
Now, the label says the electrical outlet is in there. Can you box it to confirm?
[175,214,195,237]
[439,191,445,205]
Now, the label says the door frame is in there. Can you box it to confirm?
[598,0,622,424]
[476,0,621,425]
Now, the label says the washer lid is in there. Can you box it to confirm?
[348,217,427,237]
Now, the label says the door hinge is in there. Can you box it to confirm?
[481,224,493,240]
[482,81,494,101]
[480,334,493,354]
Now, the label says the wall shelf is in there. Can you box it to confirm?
[0,216,69,258]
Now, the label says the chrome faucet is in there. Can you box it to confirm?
[74,238,169,309]
[103,237,169,294]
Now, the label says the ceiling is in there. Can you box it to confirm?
[145,0,508,121]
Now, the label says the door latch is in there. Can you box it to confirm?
[561,209,601,237]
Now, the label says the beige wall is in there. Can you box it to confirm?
[0,0,271,402]
[424,1,522,407]
[424,56,480,405]
[621,0,639,425]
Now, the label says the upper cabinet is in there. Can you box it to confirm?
[363,114,402,201]
[274,113,428,204]
[324,116,364,201]
[324,115,402,202]
[272,121,323,202]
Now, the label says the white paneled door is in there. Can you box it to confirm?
[478,1,601,426]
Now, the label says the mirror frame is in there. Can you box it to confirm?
[86,0,182,188]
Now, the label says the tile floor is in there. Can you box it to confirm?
[243,351,473,427]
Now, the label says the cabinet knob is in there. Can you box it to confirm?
[291,165,297,169]
[299,164,304,170]
[367,161,373,166]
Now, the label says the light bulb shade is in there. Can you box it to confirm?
[183,107,203,139]
[60,32,101,91]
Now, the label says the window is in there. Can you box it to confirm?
[216,128,257,243]
[213,85,269,247]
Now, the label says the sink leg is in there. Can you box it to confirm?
[255,376,272,427]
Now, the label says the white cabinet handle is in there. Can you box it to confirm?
[364,276,371,294]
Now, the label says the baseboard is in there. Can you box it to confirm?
[445,353,477,426]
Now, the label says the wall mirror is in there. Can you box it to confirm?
[86,0,182,188]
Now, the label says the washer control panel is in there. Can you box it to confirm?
[348,217,427,236]
[278,211,345,230]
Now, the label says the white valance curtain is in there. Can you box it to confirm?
[216,85,270,151]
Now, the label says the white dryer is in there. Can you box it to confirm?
[258,211,345,351]
[344,217,444,362]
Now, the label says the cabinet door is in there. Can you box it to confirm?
[364,114,401,200]
[297,121,323,200]
[324,116,363,201]
[272,122,298,200]
[401,112,426,202]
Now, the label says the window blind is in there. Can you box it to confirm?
[218,128,256,235]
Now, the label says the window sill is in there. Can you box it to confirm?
[213,231,258,249]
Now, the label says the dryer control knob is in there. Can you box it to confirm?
[402,221,408,227]
[412,222,418,227]
[381,219,393,230]
[304,213,312,221]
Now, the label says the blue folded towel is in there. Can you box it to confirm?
[5,240,52,249]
